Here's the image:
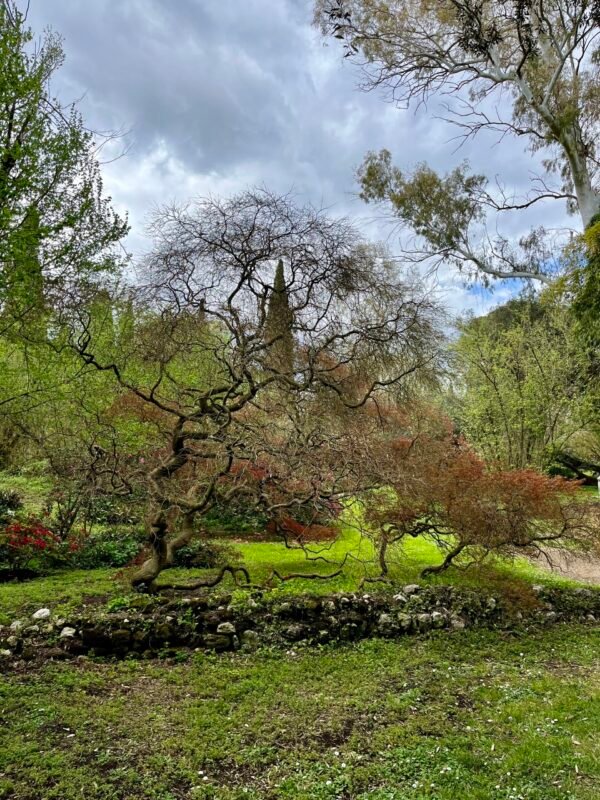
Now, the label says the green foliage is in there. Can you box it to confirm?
[172,538,238,569]
[359,151,485,256]
[68,528,144,570]
[86,495,142,526]
[264,258,295,374]
[2,626,600,798]
[451,298,596,469]
[0,5,128,314]
[0,488,22,521]
[203,503,269,536]
[571,214,600,351]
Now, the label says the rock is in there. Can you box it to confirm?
[55,618,66,628]
[392,593,407,604]
[82,626,111,649]
[322,600,337,614]
[431,611,446,628]
[339,622,360,640]
[450,615,466,630]
[486,597,497,611]
[416,613,432,630]
[283,623,307,641]
[0,649,11,658]
[377,613,396,636]
[43,647,68,661]
[204,634,232,652]
[9,620,23,631]
[24,625,40,634]
[32,608,51,621]
[59,627,77,639]
[132,630,150,649]
[404,584,420,596]
[301,597,321,613]
[397,613,413,630]
[586,614,596,622]
[216,622,236,635]
[108,629,131,649]
[154,622,175,642]
[240,629,260,649]
[5,635,19,648]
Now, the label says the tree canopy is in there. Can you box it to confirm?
[0,3,127,321]
[316,0,600,284]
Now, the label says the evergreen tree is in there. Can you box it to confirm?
[0,3,128,319]
[264,259,294,375]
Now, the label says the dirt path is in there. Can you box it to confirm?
[531,548,600,585]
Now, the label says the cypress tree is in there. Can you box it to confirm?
[265,259,294,375]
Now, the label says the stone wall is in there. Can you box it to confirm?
[2,584,600,663]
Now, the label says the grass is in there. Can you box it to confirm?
[1,624,600,799]
[0,472,50,514]
[0,568,129,625]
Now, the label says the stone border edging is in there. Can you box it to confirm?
[2,583,599,664]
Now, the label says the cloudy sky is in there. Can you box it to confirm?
[25,0,570,315]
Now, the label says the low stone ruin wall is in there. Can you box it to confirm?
[2,583,600,664]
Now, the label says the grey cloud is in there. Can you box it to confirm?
[25,0,571,313]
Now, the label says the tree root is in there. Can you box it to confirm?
[359,574,393,590]
[158,565,252,591]
[265,566,345,585]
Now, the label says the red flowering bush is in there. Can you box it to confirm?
[0,518,60,573]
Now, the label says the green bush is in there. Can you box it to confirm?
[85,494,142,526]
[69,528,145,569]
[546,462,579,479]
[173,537,237,569]
[202,503,269,536]
[0,489,23,522]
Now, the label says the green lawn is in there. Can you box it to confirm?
[1,624,600,799]
[0,472,51,514]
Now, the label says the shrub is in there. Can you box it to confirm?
[85,494,142,526]
[67,528,145,569]
[173,538,237,569]
[202,503,269,536]
[0,490,23,522]
[366,405,600,578]
[0,517,60,574]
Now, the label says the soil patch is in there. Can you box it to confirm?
[531,547,600,585]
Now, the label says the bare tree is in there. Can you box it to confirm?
[315,0,600,283]
[68,189,441,590]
